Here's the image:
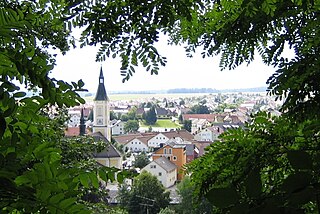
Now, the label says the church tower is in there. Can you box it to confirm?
[92,67,111,142]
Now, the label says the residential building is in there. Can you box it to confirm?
[194,126,224,142]
[142,157,177,188]
[191,118,210,134]
[110,119,125,135]
[147,130,194,149]
[124,136,151,152]
[152,142,186,180]
[68,110,81,127]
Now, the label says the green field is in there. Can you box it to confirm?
[140,119,182,128]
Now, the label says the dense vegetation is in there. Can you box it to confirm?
[117,171,170,214]
[1,0,319,213]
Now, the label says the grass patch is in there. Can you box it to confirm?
[140,119,181,128]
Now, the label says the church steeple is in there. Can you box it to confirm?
[94,66,108,101]
[79,108,86,136]
[92,66,111,142]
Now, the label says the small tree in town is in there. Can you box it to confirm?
[124,120,139,133]
[144,106,157,125]
[133,152,150,169]
[183,120,192,132]
[117,171,170,214]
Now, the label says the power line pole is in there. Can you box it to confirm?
[137,195,155,214]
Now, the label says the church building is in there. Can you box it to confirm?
[92,67,112,142]
[91,67,122,169]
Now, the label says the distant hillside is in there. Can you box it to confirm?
[167,88,219,93]
[83,87,268,97]
[219,87,267,93]
[166,87,267,93]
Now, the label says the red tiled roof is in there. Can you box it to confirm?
[64,127,90,137]
[183,114,217,122]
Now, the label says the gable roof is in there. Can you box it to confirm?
[155,108,168,116]
[113,133,143,145]
[90,132,121,158]
[183,114,217,122]
[154,157,177,172]
[162,130,194,141]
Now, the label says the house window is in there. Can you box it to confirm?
[167,156,171,161]
[151,165,156,169]
[164,148,167,154]
[173,156,177,161]
[168,148,172,154]
[159,172,162,176]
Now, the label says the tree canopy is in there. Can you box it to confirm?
[133,152,150,169]
[143,106,157,125]
[117,171,170,214]
[124,120,139,133]
[180,1,320,212]
[1,0,320,213]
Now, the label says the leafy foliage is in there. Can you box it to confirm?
[144,106,157,125]
[175,176,213,214]
[188,104,210,114]
[66,0,197,82]
[183,120,192,132]
[117,171,170,214]
[171,0,320,121]
[133,152,150,169]
[187,112,320,213]
[124,120,139,133]
[0,1,125,213]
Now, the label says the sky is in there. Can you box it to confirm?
[51,36,276,93]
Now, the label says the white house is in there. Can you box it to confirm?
[110,119,125,135]
[194,126,223,142]
[68,110,81,127]
[147,133,169,148]
[191,119,210,134]
[142,157,177,188]
[124,136,150,152]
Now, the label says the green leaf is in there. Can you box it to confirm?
[13,92,26,98]
[49,193,65,204]
[287,150,312,170]
[206,187,239,208]
[37,186,51,201]
[15,175,30,185]
[89,172,99,189]
[59,197,77,209]
[79,173,89,188]
[98,169,107,182]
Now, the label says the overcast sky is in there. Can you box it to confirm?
[51,35,276,93]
